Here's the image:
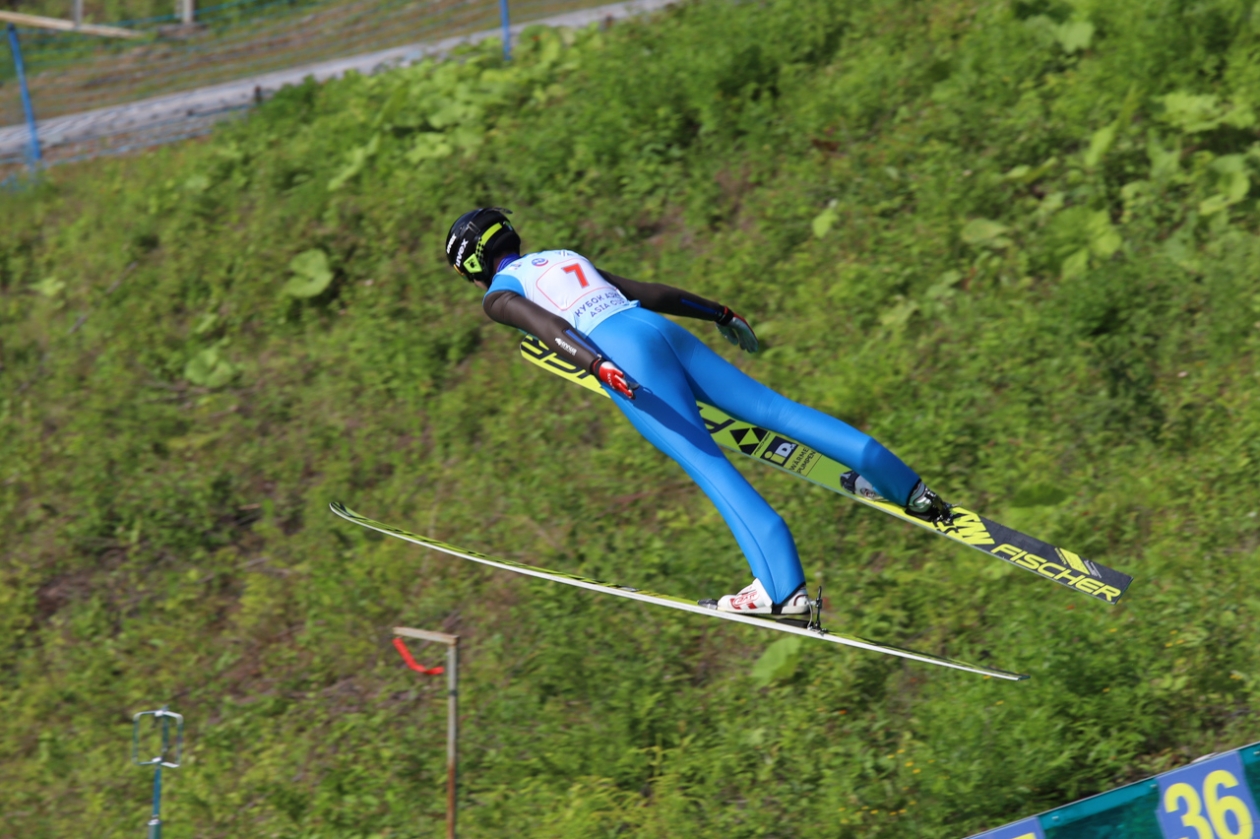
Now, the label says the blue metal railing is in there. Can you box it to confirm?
[5,23,41,171]
[500,0,511,60]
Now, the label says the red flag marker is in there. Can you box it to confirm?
[393,637,444,675]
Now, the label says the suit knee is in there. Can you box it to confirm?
[753,512,793,550]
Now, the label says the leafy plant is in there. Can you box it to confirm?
[282,249,334,298]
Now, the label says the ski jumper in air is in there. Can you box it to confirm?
[445,208,953,615]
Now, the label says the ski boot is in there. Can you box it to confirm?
[904,481,955,525]
[843,471,956,525]
[698,578,811,615]
[840,470,883,501]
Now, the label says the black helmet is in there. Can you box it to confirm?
[445,207,520,284]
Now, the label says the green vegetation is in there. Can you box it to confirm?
[3,0,1260,835]
[5,0,304,26]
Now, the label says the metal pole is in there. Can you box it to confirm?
[180,0,194,26]
[72,0,83,27]
[0,11,142,38]
[133,706,183,839]
[447,639,458,839]
[5,23,41,171]
[148,762,164,839]
[499,0,510,61]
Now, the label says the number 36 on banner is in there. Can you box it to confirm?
[1158,751,1259,839]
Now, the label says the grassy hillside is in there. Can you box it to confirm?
[2,0,1259,835]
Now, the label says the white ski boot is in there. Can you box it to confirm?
[700,578,811,615]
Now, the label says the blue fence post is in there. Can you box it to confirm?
[5,23,42,172]
[499,0,511,61]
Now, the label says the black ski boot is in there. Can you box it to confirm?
[904,481,955,525]
[840,470,859,495]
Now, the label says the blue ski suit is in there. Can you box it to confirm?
[483,250,922,604]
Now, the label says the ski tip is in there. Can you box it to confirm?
[978,669,1030,682]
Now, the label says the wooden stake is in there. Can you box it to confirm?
[446,639,458,839]
[394,627,459,839]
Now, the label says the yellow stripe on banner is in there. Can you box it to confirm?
[1056,548,1089,574]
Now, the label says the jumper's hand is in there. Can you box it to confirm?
[716,307,758,353]
[593,359,638,400]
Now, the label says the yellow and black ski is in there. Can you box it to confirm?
[519,336,1133,605]
[330,502,1027,681]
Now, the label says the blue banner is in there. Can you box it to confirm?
[964,741,1260,839]
[1156,751,1258,839]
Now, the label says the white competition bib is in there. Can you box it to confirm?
[496,250,637,334]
